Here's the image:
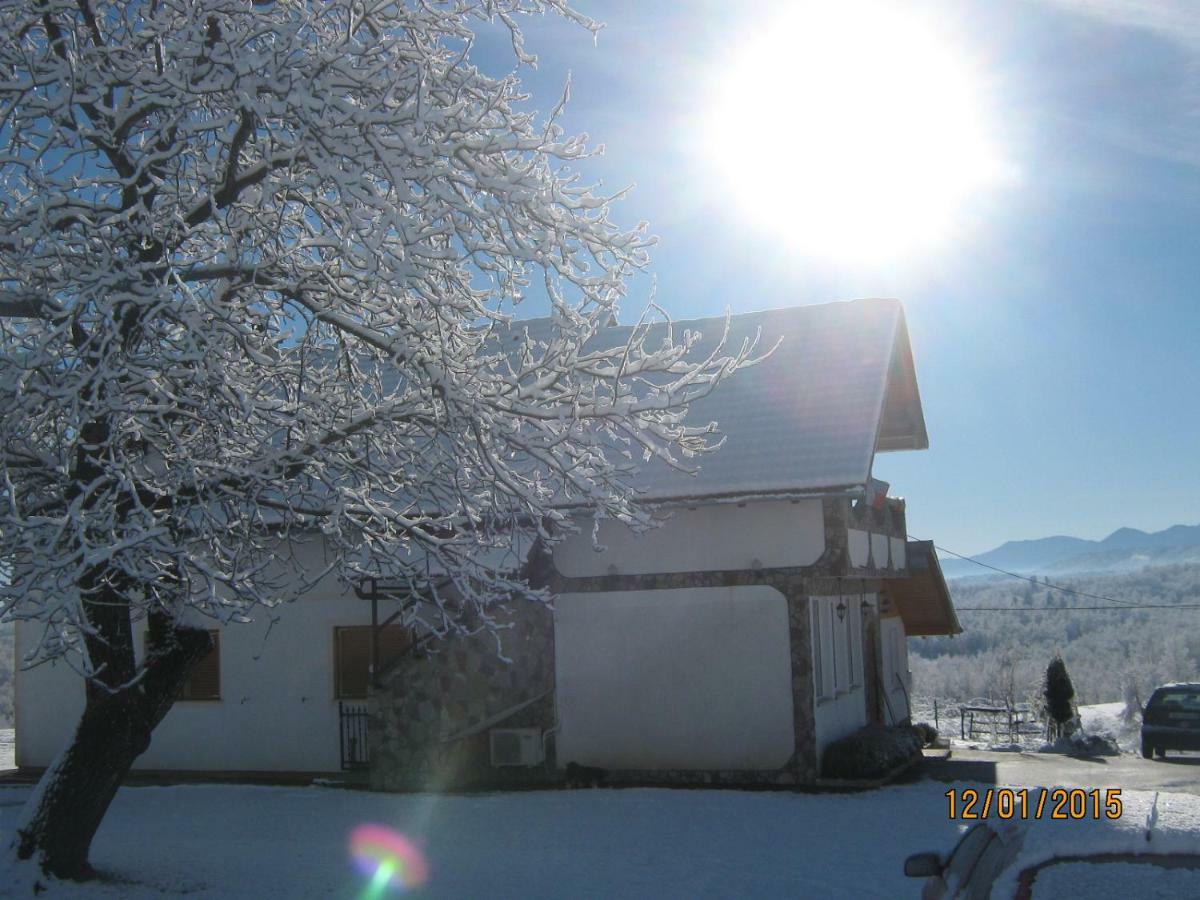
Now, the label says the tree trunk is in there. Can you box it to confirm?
[12,619,211,880]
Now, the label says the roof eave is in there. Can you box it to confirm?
[872,305,930,454]
[887,540,962,637]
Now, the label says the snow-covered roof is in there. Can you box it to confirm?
[512,298,927,503]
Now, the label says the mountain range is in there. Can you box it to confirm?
[938,523,1200,579]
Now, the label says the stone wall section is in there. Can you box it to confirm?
[369,601,556,791]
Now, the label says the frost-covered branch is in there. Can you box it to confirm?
[0,0,752,683]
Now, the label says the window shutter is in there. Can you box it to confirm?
[849,601,863,688]
[179,631,221,701]
[335,625,411,699]
[335,627,370,700]
[838,604,852,691]
[822,601,837,696]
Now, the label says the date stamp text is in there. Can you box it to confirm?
[945,788,1123,820]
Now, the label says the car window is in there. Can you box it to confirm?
[944,824,995,886]
[963,830,1020,900]
[1149,688,1200,710]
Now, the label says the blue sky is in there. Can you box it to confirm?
[473,0,1200,555]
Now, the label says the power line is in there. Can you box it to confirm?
[924,540,1140,607]
[911,536,1200,613]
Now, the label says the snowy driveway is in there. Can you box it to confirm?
[925,747,1200,796]
[3,778,1200,899]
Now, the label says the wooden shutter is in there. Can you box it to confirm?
[335,627,370,699]
[179,631,221,701]
[335,625,411,699]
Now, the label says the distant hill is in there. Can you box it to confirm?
[939,523,1200,578]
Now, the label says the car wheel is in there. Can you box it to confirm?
[1155,747,1167,759]
[1142,739,1153,759]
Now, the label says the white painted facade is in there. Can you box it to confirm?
[15,537,374,772]
[14,502,919,777]
[871,533,890,568]
[879,615,912,725]
[848,528,906,572]
[811,595,871,759]
[848,529,870,567]
[553,585,795,770]
[554,499,825,578]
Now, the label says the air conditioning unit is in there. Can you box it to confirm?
[489,728,544,767]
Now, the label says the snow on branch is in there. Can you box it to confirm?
[0,0,751,675]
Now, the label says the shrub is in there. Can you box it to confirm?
[821,724,923,780]
[912,722,939,747]
[1044,656,1076,728]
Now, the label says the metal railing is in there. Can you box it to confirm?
[339,701,370,771]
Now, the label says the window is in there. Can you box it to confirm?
[334,625,411,699]
[1149,687,1200,711]
[179,630,221,701]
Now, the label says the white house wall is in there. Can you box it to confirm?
[554,585,795,770]
[15,536,376,772]
[847,529,906,572]
[553,500,824,578]
[848,529,870,567]
[871,533,890,568]
[880,615,912,725]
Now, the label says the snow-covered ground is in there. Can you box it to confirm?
[1078,702,1142,755]
[2,779,1198,898]
[911,698,1047,752]
[912,699,1142,754]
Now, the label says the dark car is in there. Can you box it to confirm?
[1141,682,1200,760]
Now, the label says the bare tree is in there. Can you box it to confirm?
[0,0,753,879]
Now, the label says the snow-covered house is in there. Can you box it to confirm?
[369,298,961,788]
[13,298,960,785]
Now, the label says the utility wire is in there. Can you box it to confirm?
[910,536,1200,613]
[925,540,1140,607]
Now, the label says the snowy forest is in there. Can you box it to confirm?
[911,563,1200,712]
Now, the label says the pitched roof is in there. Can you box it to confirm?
[519,298,926,502]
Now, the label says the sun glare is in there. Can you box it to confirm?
[699,2,1011,264]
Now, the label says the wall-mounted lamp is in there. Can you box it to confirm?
[836,598,847,622]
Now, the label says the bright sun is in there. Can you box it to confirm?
[700,2,1010,264]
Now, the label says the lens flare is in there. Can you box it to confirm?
[349,824,429,897]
